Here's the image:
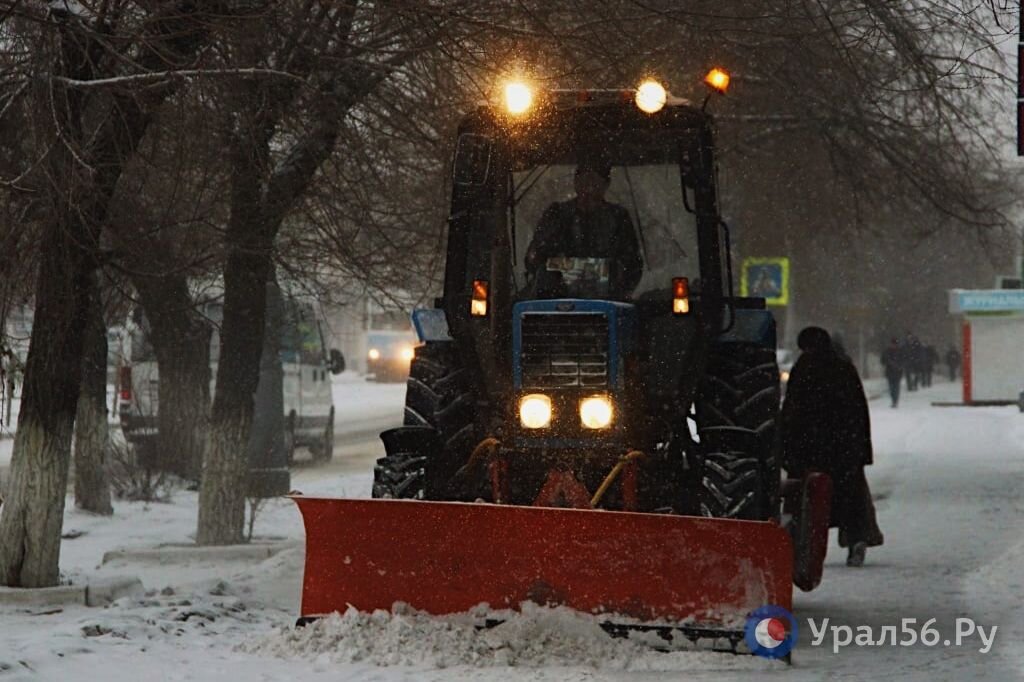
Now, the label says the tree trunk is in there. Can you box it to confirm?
[157,347,210,481]
[0,222,96,587]
[196,248,272,545]
[135,276,211,481]
[73,287,113,515]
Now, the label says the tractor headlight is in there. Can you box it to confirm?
[580,395,613,429]
[368,348,381,361]
[519,394,552,429]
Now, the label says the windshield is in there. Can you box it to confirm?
[280,300,325,365]
[509,161,697,300]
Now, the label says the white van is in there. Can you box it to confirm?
[119,288,343,468]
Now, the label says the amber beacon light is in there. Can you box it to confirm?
[704,68,730,94]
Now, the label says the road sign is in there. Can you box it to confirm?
[949,289,1024,314]
[740,257,790,306]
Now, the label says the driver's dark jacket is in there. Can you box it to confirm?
[524,199,643,297]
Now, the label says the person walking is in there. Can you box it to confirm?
[903,333,921,391]
[881,338,903,408]
[922,345,938,387]
[946,345,961,382]
[782,326,884,567]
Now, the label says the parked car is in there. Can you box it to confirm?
[119,284,344,471]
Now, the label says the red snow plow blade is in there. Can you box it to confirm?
[293,497,793,628]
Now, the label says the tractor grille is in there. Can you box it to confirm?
[520,312,609,389]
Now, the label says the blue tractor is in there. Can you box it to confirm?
[293,77,830,644]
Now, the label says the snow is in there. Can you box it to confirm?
[241,604,775,672]
[330,371,406,427]
[3,376,1024,680]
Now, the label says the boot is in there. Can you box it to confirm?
[847,541,867,567]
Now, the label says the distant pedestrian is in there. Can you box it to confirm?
[921,345,938,387]
[903,333,922,391]
[946,346,961,382]
[782,327,884,567]
[881,338,903,408]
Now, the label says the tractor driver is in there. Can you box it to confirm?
[524,158,643,299]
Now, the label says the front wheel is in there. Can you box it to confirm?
[694,342,781,520]
[373,343,478,501]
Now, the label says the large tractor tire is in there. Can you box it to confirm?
[694,341,781,520]
[373,343,478,500]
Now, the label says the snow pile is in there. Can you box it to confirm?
[243,603,773,672]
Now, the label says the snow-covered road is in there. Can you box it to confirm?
[3,377,1024,681]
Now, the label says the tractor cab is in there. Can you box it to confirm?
[435,86,736,467]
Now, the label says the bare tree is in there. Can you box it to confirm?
[195,2,473,544]
[0,1,218,587]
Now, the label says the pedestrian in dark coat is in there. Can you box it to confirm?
[946,346,961,381]
[922,345,938,387]
[881,338,903,408]
[903,333,921,391]
[782,326,884,567]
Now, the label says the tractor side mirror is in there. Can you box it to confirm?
[453,133,492,186]
[328,348,345,375]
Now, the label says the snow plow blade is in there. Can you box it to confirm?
[293,497,793,628]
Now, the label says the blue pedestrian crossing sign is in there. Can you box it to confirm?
[740,257,790,306]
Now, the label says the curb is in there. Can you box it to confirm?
[0,584,86,608]
[0,574,146,609]
[101,540,299,566]
[85,576,145,606]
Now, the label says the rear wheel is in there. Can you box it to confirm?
[694,342,780,520]
[373,343,478,500]
[283,411,296,468]
[310,408,334,464]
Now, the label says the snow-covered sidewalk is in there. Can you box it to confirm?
[3,378,1024,680]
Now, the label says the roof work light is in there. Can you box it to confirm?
[503,81,534,115]
[635,79,667,114]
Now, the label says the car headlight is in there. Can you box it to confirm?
[780,370,790,383]
[368,348,380,361]
[519,394,552,429]
[400,346,415,362]
[580,395,613,429]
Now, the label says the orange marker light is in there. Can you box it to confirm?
[704,68,730,94]
[471,279,489,317]
[673,277,690,315]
